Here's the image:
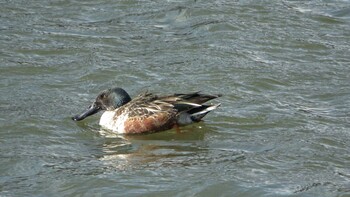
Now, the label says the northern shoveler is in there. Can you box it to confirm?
[72,87,221,134]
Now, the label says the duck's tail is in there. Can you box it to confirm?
[176,103,221,125]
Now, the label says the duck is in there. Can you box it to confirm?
[72,87,221,134]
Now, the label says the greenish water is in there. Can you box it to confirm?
[1,0,350,196]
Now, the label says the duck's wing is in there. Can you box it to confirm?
[160,92,222,104]
[158,92,222,125]
[116,93,177,134]
[157,92,221,113]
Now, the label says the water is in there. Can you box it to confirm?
[1,0,350,196]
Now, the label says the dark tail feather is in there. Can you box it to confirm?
[175,92,222,104]
[189,104,221,122]
[177,103,221,125]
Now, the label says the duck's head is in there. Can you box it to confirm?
[72,87,131,121]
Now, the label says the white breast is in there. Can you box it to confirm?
[99,111,128,134]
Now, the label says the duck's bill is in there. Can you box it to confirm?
[72,104,100,121]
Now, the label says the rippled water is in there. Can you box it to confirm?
[1,0,350,196]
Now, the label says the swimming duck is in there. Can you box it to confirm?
[72,88,221,134]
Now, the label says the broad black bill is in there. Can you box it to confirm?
[72,103,100,121]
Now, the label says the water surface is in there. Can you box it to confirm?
[1,0,350,196]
